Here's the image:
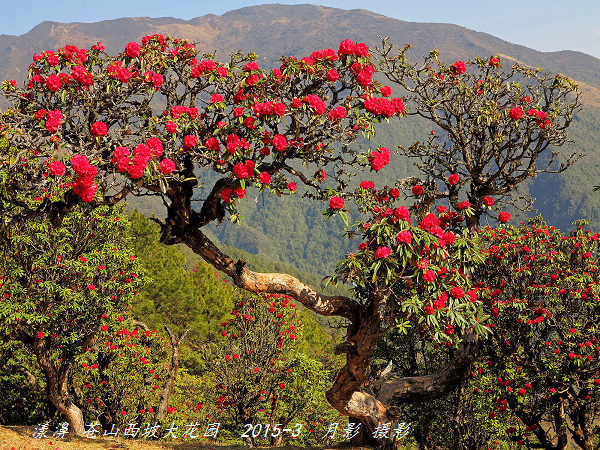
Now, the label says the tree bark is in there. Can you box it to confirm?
[156,325,189,423]
[33,339,85,435]
[571,407,595,450]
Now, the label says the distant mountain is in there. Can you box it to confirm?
[2,4,600,277]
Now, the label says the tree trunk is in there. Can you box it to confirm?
[33,340,85,435]
[553,398,568,450]
[572,407,595,450]
[451,381,467,450]
[156,325,189,423]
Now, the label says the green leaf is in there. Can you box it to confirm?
[340,211,349,228]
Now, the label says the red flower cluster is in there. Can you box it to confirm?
[363,96,403,117]
[125,42,141,58]
[71,154,98,202]
[111,138,166,179]
[303,95,326,115]
[45,109,63,133]
[412,185,424,196]
[328,106,347,122]
[90,121,108,137]
[252,100,286,117]
[526,108,550,128]
[48,160,66,176]
[360,180,375,190]
[451,60,467,75]
[329,196,344,210]
[509,107,523,120]
[396,230,412,245]
[498,211,511,223]
[142,71,164,89]
[369,147,391,172]
[272,134,288,152]
[374,246,391,259]
[158,159,176,175]
[106,61,136,83]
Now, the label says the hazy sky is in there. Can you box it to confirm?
[1,0,598,59]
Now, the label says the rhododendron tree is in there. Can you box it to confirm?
[71,317,173,431]
[315,180,492,447]
[467,218,600,449]
[376,39,580,231]
[0,200,143,435]
[199,292,344,447]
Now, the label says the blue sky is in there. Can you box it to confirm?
[1,0,599,59]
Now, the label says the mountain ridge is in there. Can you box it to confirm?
[1,4,599,93]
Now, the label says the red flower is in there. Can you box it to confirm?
[354,43,369,57]
[329,196,344,210]
[396,230,412,245]
[88,284,96,291]
[360,181,375,190]
[509,107,523,120]
[71,154,90,175]
[259,172,271,185]
[205,137,220,152]
[234,186,246,198]
[287,182,297,192]
[146,138,163,157]
[46,109,63,133]
[498,211,511,223]
[448,173,460,186]
[272,134,287,152]
[412,185,423,196]
[369,147,390,172]
[165,121,177,133]
[374,247,391,259]
[328,106,347,122]
[244,61,259,71]
[46,74,62,92]
[452,61,466,75]
[49,160,66,176]
[90,121,108,137]
[483,196,494,206]
[380,86,392,97]
[210,93,223,103]
[37,332,44,339]
[424,306,435,315]
[423,270,435,282]
[278,382,285,389]
[457,201,471,210]
[450,286,464,299]
[158,159,176,175]
[183,134,197,148]
[326,69,339,82]
[233,163,249,179]
[395,207,410,222]
[125,42,140,58]
[338,39,355,56]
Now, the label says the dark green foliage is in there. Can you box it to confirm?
[127,209,236,344]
